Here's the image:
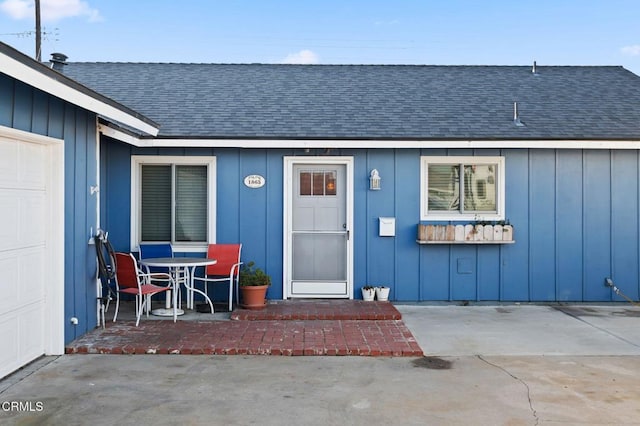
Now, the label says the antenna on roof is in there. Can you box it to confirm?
[513,102,525,127]
[532,60,537,74]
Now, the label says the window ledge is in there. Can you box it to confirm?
[417,240,515,245]
[417,223,514,244]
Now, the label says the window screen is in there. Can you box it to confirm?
[140,164,208,243]
[141,165,171,241]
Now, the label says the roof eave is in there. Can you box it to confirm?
[98,128,640,150]
[0,42,159,136]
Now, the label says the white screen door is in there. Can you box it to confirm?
[284,158,352,298]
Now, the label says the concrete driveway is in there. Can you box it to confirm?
[1,304,639,425]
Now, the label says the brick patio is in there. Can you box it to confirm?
[65,300,423,357]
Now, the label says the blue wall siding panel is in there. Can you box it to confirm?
[366,150,396,289]
[420,246,451,299]
[352,151,369,294]
[501,149,530,300]
[101,139,132,251]
[528,150,557,300]
[239,150,269,273]
[216,149,241,243]
[394,149,421,301]
[0,74,14,126]
[451,245,478,300]
[31,91,49,134]
[12,82,32,131]
[63,105,80,343]
[47,98,64,139]
[265,150,285,299]
[477,246,500,300]
[583,150,612,301]
[555,151,584,300]
[610,151,639,301]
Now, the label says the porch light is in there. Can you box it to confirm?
[369,169,381,190]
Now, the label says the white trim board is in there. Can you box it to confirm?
[99,133,640,150]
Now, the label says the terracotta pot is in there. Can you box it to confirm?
[240,285,269,310]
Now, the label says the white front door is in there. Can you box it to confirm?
[284,157,353,298]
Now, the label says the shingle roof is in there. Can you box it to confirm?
[62,63,640,140]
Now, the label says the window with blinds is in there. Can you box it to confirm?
[420,156,505,221]
[140,164,208,243]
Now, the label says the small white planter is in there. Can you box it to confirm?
[362,287,375,301]
[375,286,390,301]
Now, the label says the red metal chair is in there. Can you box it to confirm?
[113,252,173,326]
[193,244,242,312]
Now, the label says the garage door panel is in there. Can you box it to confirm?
[0,249,45,313]
[0,130,60,380]
[0,138,44,190]
[20,192,47,247]
[20,249,45,303]
[0,303,44,377]
[0,138,18,187]
[0,193,19,251]
[0,190,46,251]
[0,316,19,369]
[19,303,45,362]
[19,143,47,189]
[0,256,19,313]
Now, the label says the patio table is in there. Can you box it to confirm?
[139,257,217,319]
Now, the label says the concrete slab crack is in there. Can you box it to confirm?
[477,355,539,426]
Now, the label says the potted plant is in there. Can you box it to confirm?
[361,285,375,301]
[375,286,390,301]
[239,261,271,310]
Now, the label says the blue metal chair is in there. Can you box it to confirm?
[139,243,173,262]
[138,243,176,302]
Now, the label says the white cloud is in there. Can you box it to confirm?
[0,0,102,23]
[620,45,640,57]
[282,49,319,65]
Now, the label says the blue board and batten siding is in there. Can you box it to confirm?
[1,73,98,342]
[101,137,640,303]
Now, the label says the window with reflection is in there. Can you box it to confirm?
[299,170,337,196]
[421,156,505,221]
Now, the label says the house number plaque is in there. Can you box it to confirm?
[244,174,265,188]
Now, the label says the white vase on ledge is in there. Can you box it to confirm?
[375,286,390,301]
[362,287,375,301]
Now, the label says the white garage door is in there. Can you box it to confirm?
[0,126,64,380]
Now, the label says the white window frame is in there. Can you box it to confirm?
[131,155,216,252]
[420,156,505,221]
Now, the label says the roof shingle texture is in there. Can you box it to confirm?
[63,63,640,140]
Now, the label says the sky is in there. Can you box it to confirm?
[1,0,639,75]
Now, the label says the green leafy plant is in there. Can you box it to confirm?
[239,261,271,287]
